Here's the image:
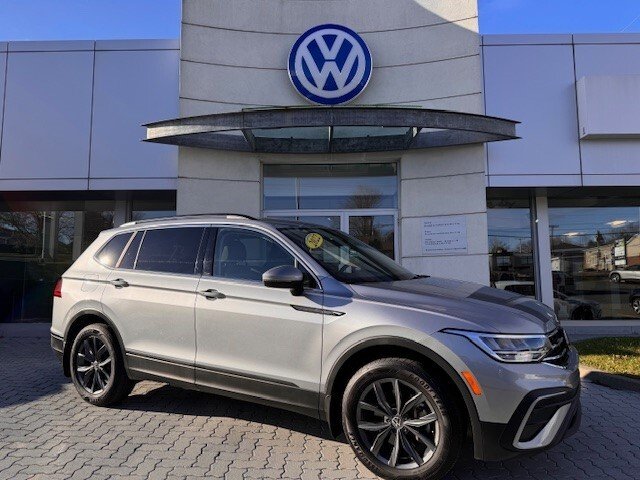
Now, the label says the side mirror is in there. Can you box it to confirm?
[262,265,304,296]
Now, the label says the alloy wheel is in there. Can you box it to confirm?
[75,335,112,394]
[356,378,439,469]
[633,299,640,315]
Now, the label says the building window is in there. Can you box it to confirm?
[548,191,640,320]
[131,191,176,221]
[0,193,115,322]
[487,195,536,295]
[0,190,177,323]
[263,163,398,211]
[263,163,398,259]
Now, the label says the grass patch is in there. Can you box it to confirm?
[575,337,640,379]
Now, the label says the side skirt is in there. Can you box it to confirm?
[125,351,320,419]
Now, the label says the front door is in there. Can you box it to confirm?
[194,226,323,417]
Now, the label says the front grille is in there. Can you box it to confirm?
[543,328,570,366]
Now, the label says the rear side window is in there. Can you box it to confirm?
[96,233,132,268]
[135,227,205,274]
[119,231,143,269]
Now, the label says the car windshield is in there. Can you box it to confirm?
[277,225,417,284]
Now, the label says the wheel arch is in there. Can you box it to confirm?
[323,337,483,457]
[62,310,129,377]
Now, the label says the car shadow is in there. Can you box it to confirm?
[119,382,338,441]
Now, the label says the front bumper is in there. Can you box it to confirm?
[477,384,581,461]
[429,332,581,461]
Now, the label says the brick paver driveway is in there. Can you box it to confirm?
[1,337,639,480]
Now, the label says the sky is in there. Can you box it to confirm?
[0,0,639,41]
[479,0,640,34]
[0,0,181,41]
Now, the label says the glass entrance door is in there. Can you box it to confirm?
[265,209,398,259]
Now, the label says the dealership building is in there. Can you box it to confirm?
[1,0,640,332]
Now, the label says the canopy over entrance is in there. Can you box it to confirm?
[144,106,518,154]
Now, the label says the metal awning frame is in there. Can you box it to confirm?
[144,106,519,154]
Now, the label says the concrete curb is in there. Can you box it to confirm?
[580,366,640,393]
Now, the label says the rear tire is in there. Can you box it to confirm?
[632,298,640,315]
[342,358,463,480]
[611,273,621,283]
[70,324,134,406]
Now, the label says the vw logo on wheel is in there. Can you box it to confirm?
[288,24,372,105]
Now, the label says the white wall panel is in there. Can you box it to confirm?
[90,49,179,179]
[574,45,640,76]
[1,51,93,180]
[575,44,640,176]
[484,44,581,177]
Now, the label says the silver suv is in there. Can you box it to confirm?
[51,215,580,480]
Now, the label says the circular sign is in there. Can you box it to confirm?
[288,24,372,105]
[305,233,324,250]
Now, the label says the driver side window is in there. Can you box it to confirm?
[213,228,295,282]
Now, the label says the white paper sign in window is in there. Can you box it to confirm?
[421,216,468,255]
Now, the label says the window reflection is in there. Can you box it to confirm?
[549,204,640,320]
[263,163,397,211]
[0,191,176,323]
[0,204,114,323]
[487,198,536,294]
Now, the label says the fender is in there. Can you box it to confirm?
[323,336,484,459]
[63,309,131,377]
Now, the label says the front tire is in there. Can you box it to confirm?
[632,298,640,315]
[611,273,621,283]
[342,358,463,480]
[70,324,134,406]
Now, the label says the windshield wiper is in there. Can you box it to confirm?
[412,274,429,279]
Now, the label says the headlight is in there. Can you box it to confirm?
[443,330,551,363]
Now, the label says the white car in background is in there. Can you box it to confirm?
[609,265,640,283]
[494,281,602,320]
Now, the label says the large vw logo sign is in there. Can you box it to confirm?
[288,24,372,105]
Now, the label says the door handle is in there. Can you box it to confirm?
[109,278,129,288]
[198,288,225,300]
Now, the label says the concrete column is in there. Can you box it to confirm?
[399,145,490,285]
[113,192,130,227]
[177,147,261,216]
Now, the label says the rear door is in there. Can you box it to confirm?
[101,225,208,385]
[194,226,323,416]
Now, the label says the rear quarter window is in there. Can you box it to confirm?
[96,233,132,268]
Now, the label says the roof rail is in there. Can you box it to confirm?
[119,213,257,228]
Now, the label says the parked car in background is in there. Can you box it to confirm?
[51,215,580,480]
[610,265,640,283]
[494,281,602,320]
[630,290,640,315]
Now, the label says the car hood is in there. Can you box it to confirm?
[351,276,558,334]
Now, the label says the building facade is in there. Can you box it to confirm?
[1,0,640,328]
